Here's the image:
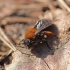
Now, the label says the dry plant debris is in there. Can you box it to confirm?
[0,0,70,70]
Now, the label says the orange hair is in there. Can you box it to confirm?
[24,28,36,39]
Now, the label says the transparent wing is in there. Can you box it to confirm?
[34,19,52,35]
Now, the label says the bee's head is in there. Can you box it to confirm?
[23,39,31,46]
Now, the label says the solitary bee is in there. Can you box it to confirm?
[20,19,58,49]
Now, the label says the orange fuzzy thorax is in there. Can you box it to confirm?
[24,28,36,39]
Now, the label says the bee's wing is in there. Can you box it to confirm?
[34,19,52,35]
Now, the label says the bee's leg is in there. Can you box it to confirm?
[44,31,58,38]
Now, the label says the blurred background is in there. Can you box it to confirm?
[0,0,70,70]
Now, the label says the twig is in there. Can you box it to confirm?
[14,4,47,10]
[0,50,12,56]
[12,2,58,10]
[42,58,51,70]
[1,17,38,25]
[0,27,16,51]
[58,0,70,12]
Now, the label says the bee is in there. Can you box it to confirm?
[20,19,58,49]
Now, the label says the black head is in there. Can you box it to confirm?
[23,39,35,49]
[23,39,30,46]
